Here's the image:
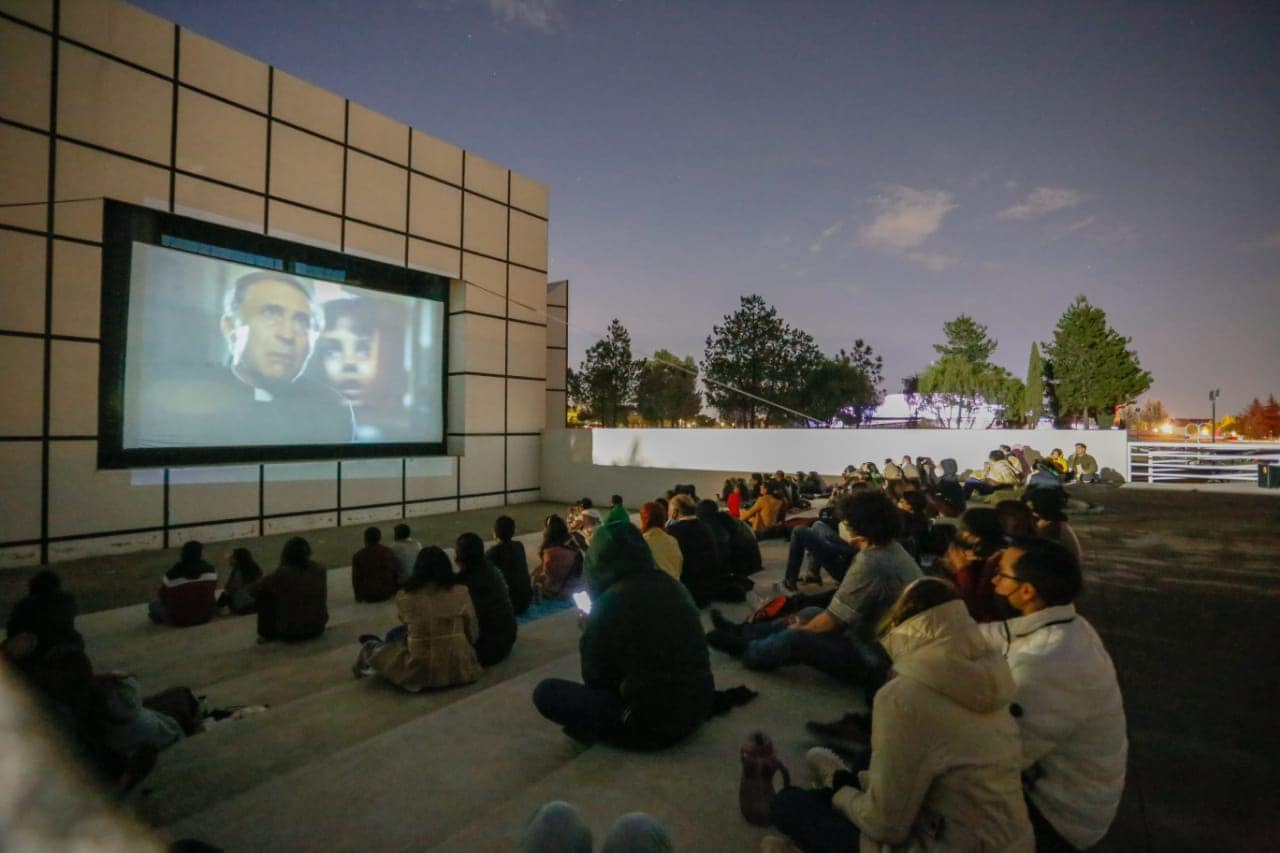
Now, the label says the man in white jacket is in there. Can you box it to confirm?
[983,538,1128,850]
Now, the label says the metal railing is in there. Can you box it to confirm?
[1128,441,1280,483]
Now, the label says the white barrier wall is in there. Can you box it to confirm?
[541,427,1128,504]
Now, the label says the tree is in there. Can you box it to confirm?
[842,339,885,424]
[933,314,997,363]
[916,315,1005,427]
[1042,296,1152,426]
[636,350,702,426]
[1024,342,1044,425]
[1137,398,1167,430]
[701,295,822,427]
[574,318,640,427]
[1235,395,1280,439]
[800,352,878,427]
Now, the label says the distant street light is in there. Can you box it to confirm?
[1209,388,1221,444]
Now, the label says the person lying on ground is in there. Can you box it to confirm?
[769,577,1033,853]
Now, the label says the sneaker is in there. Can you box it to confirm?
[805,711,870,741]
[806,746,847,788]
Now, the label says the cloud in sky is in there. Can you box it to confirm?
[859,185,957,253]
[998,186,1085,220]
[1045,215,1096,241]
[487,0,562,32]
[904,250,958,271]
[808,219,844,253]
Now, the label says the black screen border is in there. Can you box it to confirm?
[98,199,450,469]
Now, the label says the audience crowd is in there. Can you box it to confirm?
[0,440,1127,851]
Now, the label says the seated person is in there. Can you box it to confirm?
[963,450,1021,500]
[351,526,400,603]
[995,499,1037,539]
[6,570,83,656]
[1024,457,1067,497]
[605,494,630,525]
[454,533,517,667]
[882,458,904,481]
[249,537,328,642]
[694,499,732,577]
[148,540,217,627]
[1070,442,1100,484]
[714,502,764,577]
[389,523,423,583]
[1026,488,1083,561]
[354,546,482,691]
[896,489,931,558]
[639,501,683,580]
[531,520,714,750]
[900,456,921,483]
[1047,447,1070,476]
[783,504,856,590]
[982,539,1126,850]
[771,578,1033,853]
[667,495,739,606]
[935,508,1006,622]
[217,548,262,615]
[487,515,533,615]
[707,491,920,687]
[532,514,583,600]
[740,484,787,539]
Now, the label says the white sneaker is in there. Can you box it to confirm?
[806,746,847,788]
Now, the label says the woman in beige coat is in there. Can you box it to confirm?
[771,577,1034,852]
[354,546,482,692]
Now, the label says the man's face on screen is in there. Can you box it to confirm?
[320,316,381,403]
[223,279,319,389]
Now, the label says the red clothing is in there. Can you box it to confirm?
[727,492,742,518]
[157,573,218,626]
[953,552,1003,623]
[352,543,401,602]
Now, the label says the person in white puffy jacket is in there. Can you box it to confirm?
[771,577,1034,853]
[982,538,1127,851]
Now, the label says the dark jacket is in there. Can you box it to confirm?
[351,543,401,603]
[5,590,82,653]
[705,512,763,576]
[252,561,328,640]
[667,517,726,607]
[459,559,517,666]
[580,521,714,746]
[486,541,533,615]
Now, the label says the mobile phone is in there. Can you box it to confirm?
[572,591,592,615]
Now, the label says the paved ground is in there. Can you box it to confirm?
[6,485,1280,850]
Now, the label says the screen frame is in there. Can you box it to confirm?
[98,199,450,469]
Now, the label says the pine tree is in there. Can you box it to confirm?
[1042,296,1152,426]
[575,319,640,427]
[933,315,997,363]
[636,351,702,426]
[1024,342,1044,425]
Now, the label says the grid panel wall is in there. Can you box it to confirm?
[0,0,549,566]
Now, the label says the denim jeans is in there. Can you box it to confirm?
[785,525,855,583]
[741,607,859,678]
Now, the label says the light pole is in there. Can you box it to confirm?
[1209,388,1221,443]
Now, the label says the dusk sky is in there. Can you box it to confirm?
[136,0,1280,418]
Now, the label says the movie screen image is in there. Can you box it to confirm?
[119,242,446,452]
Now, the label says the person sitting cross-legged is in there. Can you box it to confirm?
[249,537,328,643]
[981,538,1127,851]
[351,526,400,603]
[769,577,1034,853]
[354,545,482,691]
[531,520,714,751]
[707,491,920,687]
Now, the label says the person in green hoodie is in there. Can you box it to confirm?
[531,519,715,751]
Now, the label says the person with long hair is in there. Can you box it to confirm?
[249,537,328,642]
[354,546,482,691]
[455,532,517,667]
[218,548,262,615]
[532,514,583,600]
[639,501,682,580]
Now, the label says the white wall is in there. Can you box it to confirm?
[540,427,1129,504]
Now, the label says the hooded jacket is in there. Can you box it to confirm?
[579,521,715,745]
[977,605,1127,849]
[830,599,1033,852]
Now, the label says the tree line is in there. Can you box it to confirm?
[567,294,1153,429]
